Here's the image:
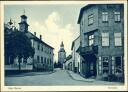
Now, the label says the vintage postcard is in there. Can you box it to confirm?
[0,0,128,91]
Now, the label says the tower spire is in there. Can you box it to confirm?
[23,9,25,15]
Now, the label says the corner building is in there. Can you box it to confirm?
[77,4,124,79]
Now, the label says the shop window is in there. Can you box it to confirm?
[102,57,109,74]
[115,57,121,71]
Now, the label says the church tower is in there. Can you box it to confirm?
[58,41,66,69]
[18,11,29,32]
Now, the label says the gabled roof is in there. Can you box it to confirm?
[77,4,95,24]
[25,32,54,49]
[71,35,80,50]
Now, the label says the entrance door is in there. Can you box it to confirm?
[85,54,97,77]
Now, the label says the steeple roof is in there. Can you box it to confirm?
[60,41,64,47]
[59,41,65,52]
[21,14,27,19]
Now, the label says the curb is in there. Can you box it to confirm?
[66,70,94,83]
[6,70,56,77]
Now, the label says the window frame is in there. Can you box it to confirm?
[114,32,122,46]
[114,11,121,22]
[88,14,94,25]
[101,32,109,47]
[38,43,40,50]
[102,12,108,22]
[88,34,94,46]
[102,56,109,74]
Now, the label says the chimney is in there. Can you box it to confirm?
[34,32,36,36]
[40,35,42,40]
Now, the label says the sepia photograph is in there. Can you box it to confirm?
[0,0,127,91]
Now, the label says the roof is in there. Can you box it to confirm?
[77,4,123,24]
[59,48,65,52]
[60,41,64,47]
[77,4,96,24]
[64,55,72,63]
[25,32,54,49]
[71,36,80,50]
[21,14,27,19]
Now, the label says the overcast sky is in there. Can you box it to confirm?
[4,4,86,62]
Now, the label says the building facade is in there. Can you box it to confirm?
[5,13,54,71]
[77,4,124,80]
[58,41,66,69]
[71,36,80,73]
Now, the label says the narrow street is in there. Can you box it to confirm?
[5,68,123,86]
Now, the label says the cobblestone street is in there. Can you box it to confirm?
[5,68,123,86]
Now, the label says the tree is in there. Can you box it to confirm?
[5,31,35,71]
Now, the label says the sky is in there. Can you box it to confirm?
[4,4,86,62]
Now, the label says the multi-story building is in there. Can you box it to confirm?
[77,4,124,80]
[71,36,80,73]
[5,13,54,71]
[58,41,66,69]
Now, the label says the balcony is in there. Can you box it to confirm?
[80,45,98,56]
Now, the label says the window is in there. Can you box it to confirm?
[88,14,94,25]
[90,63,93,70]
[42,45,43,51]
[38,43,40,50]
[50,50,51,54]
[44,57,46,64]
[115,57,121,69]
[114,33,122,46]
[102,12,108,22]
[47,59,49,65]
[41,57,43,64]
[88,34,94,46]
[112,57,115,74]
[102,33,109,46]
[50,59,52,65]
[114,12,120,22]
[37,56,40,63]
[31,39,34,47]
[102,57,109,74]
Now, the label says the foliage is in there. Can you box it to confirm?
[5,31,35,68]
